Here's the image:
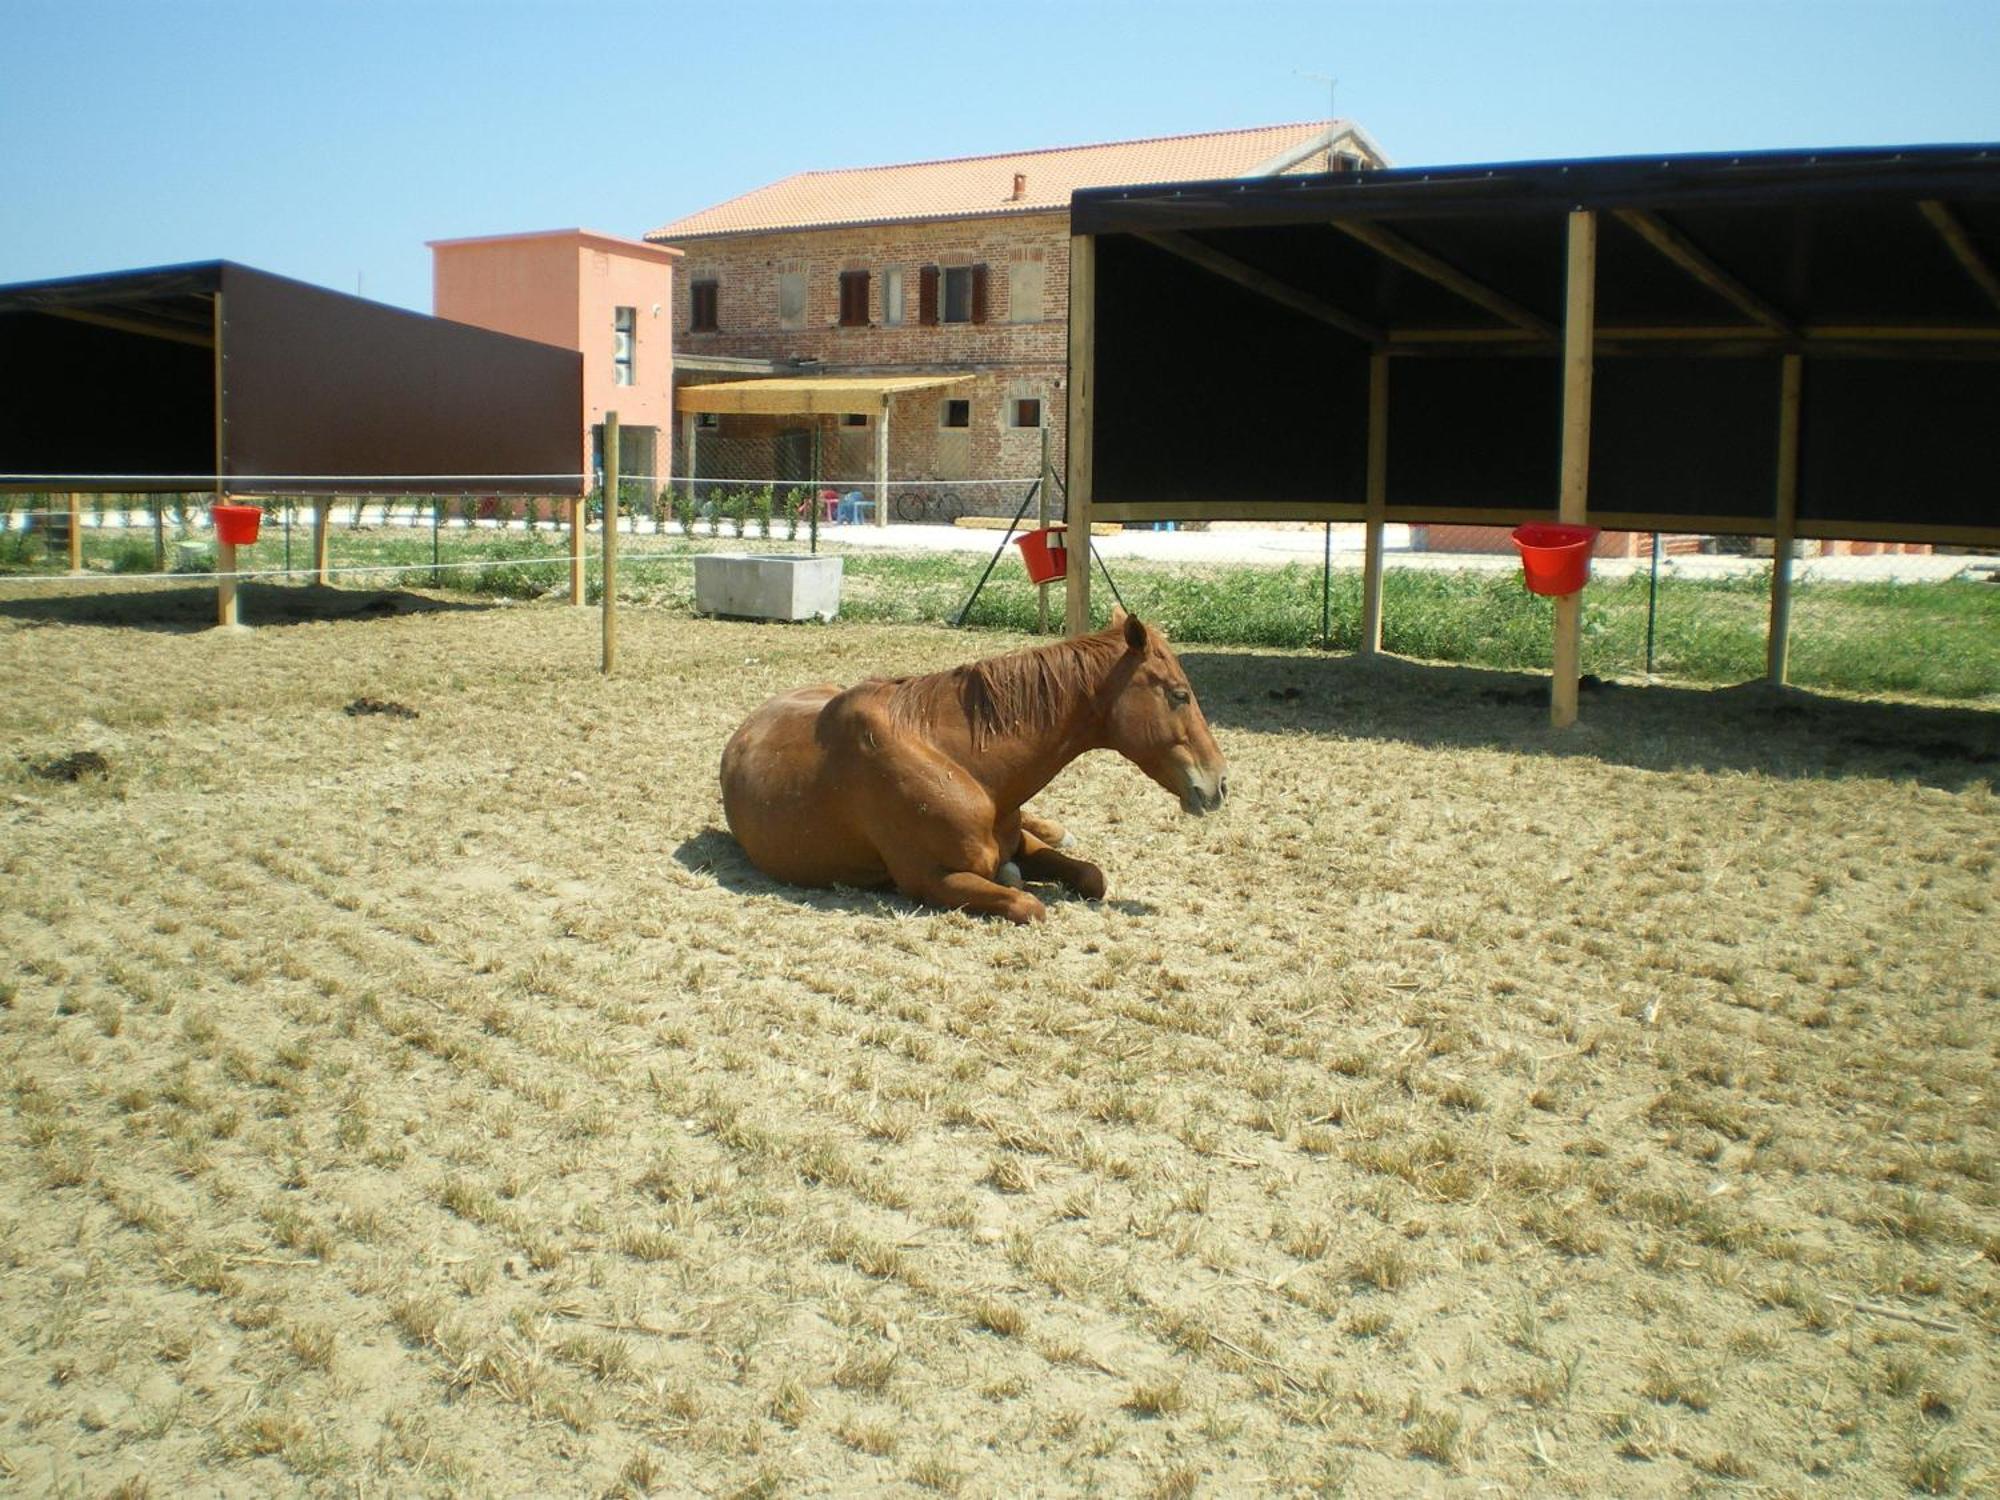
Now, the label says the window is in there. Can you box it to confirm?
[777,270,807,329]
[882,267,904,325]
[842,413,869,427]
[695,412,719,430]
[921,264,988,325]
[941,399,970,429]
[1008,261,1044,323]
[943,267,973,323]
[612,306,635,386]
[690,280,718,332]
[1009,398,1042,429]
[838,270,870,327]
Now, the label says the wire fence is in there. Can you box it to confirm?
[0,479,1073,606]
[1,486,1991,700]
[673,430,1055,523]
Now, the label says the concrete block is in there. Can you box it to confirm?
[693,552,843,622]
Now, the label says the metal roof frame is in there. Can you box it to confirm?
[0,261,585,495]
[1064,144,2000,541]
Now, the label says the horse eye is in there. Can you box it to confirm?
[1167,687,1191,707]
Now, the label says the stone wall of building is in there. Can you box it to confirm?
[668,212,1072,488]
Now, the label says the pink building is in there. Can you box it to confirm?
[428,229,679,493]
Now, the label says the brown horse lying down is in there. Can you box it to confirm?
[720,611,1228,923]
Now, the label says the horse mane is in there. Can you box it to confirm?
[881,628,1128,749]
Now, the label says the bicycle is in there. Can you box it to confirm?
[893,486,967,524]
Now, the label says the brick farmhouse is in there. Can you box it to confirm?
[646,122,1386,516]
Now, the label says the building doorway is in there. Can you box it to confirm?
[774,427,812,484]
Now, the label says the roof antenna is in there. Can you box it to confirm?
[1294,70,1341,170]
[1295,69,1338,124]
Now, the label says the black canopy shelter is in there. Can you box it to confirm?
[1061,144,2000,720]
[0,260,583,496]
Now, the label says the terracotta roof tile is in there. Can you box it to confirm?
[648,121,1377,242]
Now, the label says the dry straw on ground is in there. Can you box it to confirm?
[0,580,1994,1497]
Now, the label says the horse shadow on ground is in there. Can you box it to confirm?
[673,826,1151,919]
[1181,651,2000,793]
[0,582,491,634]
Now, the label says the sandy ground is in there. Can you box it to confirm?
[0,582,1994,1497]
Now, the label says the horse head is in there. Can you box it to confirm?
[1100,611,1229,815]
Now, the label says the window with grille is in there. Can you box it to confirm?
[613,306,635,385]
[922,264,988,325]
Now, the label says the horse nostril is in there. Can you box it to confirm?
[1216,774,1230,805]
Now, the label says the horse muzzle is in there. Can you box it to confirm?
[1179,765,1228,816]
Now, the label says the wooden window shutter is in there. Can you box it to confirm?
[919,264,940,325]
[838,270,869,327]
[971,263,990,324]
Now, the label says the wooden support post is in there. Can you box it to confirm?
[1065,234,1096,636]
[1552,209,1597,730]
[1037,424,1052,633]
[211,288,235,627]
[1359,350,1389,655]
[1551,602,1583,728]
[602,412,619,675]
[568,493,585,605]
[876,399,890,529]
[216,535,239,627]
[66,495,82,574]
[1767,354,1803,685]
[313,501,331,585]
[681,412,698,506]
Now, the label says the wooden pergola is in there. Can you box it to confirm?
[676,374,972,528]
[1062,146,2000,725]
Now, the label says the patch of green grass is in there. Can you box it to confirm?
[16,512,1992,697]
[839,549,1998,700]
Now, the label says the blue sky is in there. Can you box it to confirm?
[4,0,1995,313]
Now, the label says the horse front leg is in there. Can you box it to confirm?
[893,864,1048,924]
[1014,827,1106,901]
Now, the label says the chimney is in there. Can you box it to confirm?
[1011,172,1027,201]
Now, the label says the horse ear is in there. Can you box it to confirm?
[1122,612,1148,653]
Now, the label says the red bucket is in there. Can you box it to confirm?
[1511,523,1598,596]
[212,503,263,546]
[1015,525,1068,584]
